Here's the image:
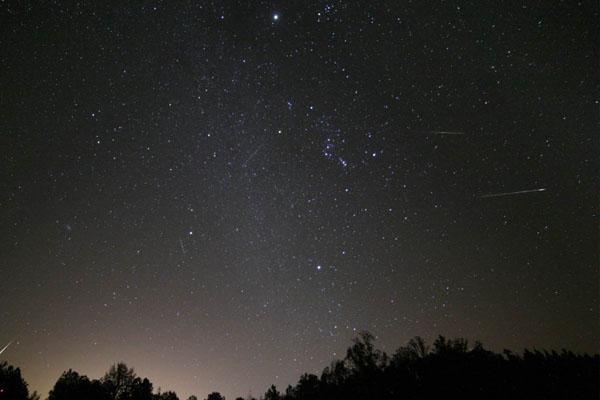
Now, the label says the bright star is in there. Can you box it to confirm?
[273,13,280,21]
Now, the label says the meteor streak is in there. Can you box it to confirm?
[480,188,546,198]
[0,341,12,355]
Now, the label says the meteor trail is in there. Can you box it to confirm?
[480,188,547,198]
[242,143,266,168]
[0,341,12,355]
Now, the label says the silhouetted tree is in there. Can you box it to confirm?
[49,363,156,400]
[288,374,319,400]
[130,378,153,400]
[205,392,224,400]
[264,385,280,400]
[346,332,387,373]
[0,362,31,400]
[102,363,138,400]
[48,370,108,400]
[187,396,198,400]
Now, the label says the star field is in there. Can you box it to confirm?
[1,1,597,399]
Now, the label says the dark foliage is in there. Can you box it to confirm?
[48,370,107,400]
[48,363,158,400]
[268,332,599,400]
[0,362,36,400]
[103,363,154,400]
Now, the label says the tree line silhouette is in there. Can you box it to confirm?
[1,332,598,400]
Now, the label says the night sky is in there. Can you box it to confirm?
[1,1,598,399]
